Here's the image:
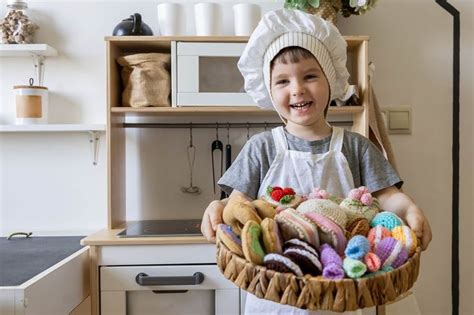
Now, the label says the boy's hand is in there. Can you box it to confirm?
[201,200,225,243]
[404,206,432,251]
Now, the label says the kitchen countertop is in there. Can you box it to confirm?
[0,236,84,286]
[81,228,210,246]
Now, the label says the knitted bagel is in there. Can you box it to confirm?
[223,196,262,235]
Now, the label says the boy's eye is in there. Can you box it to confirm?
[275,79,288,85]
[305,74,318,80]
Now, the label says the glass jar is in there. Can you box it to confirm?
[0,0,38,44]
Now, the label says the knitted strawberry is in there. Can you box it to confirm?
[282,187,295,196]
[270,189,284,202]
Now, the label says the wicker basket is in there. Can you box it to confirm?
[217,241,421,312]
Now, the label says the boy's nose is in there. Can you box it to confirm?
[292,82,305,96]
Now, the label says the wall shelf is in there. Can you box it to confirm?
[0,124,106,166]
[0,44,58,86]
[0,124,105,132]
[0,44,58,57]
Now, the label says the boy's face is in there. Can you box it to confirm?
[270,57,330,129]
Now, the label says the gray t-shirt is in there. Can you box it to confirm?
[218,128,402,199]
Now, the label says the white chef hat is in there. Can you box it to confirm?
[238,8,350,110]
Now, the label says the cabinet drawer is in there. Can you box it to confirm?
[101,264,234,291]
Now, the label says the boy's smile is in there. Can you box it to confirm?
[270,56,331,138]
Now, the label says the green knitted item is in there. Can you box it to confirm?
[343,257,367,278]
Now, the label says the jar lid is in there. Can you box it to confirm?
[7,0,28,9]
[14,85,48,90]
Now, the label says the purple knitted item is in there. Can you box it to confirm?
[320,243,344,279]
[375,237,409,268]
[321,243,342,265]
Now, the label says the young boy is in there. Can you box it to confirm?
[201,8,432,314]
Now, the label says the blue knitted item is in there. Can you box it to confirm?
[370,211,403,230]
[344,235,370,260]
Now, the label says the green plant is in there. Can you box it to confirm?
[284,0,378,17]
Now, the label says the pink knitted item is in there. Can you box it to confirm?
[348,188,364,200]
[308,187,330,200]
[364,252,381,272]
[360,193,373,206]
[367,226,391,250]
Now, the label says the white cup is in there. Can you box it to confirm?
[233,3,261,36]
[157,3,186,36]
[194,2,222,36]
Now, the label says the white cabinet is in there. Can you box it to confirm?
[94,242,240,315]
[0,247,90,315]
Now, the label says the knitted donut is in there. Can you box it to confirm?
[261,218,283,254]
[241,220,266,265]
[216,224,243,257]
[222,197,262,235]
[252,199,277,219]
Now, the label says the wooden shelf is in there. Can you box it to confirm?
[110,106,363,116]
[0,124,105,132]
[0,44,58,57]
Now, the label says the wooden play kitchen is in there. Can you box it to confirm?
[81,35,373,315]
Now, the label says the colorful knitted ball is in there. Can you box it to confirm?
[367,226,392,250]
[343,257,367,278]
[370,211,403,230]
[391,226,418,256]
[344,235,370,260]
[364,252,381,272]
[374,237,409,268]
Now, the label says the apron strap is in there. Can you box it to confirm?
[271,127,288,153]
[329,127,344,152]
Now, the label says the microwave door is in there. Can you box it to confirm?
[176,42,255,106]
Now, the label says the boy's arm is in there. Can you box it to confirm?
[200,190,252,242]
[373,186,432,250]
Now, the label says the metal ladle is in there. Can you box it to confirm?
[181,123,201,195]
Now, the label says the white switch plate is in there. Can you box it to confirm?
[383,107,412,135]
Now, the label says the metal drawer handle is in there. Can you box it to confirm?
[135,272,205,286]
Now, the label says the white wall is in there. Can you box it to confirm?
[0,0,472,314]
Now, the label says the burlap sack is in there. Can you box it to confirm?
[117,53,171,107]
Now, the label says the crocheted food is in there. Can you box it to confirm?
[346,217,370,238]
[320,243,344,280]
[391,225,418,256]
[263,253,303,276]
[304,211,347,255]
[343,257,367,279]
[241,220,266,265]
[252,199,277,219]
[370,211,403,230]
[344,235,370,260]
[261,218,283,254]
[374,237,408,268]
[262,186,304,210]
[339,186,380,224]
[367,226,392,251]
[223,196,262,235]
[283,241,322,276]
[216,224,243,257]
[297,198,348,230]
[274,208,320,248]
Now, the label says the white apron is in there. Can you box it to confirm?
[245,126,367,315]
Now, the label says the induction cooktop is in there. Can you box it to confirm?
[116,219,202,238]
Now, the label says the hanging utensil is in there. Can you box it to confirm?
[211,123,223,194]
[181,123,201,195]
[246,122,251,140]
[220,123,232,199]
